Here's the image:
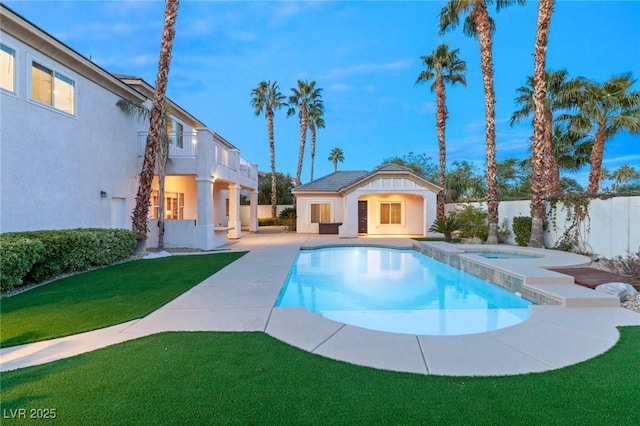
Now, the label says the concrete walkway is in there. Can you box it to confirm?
[2,229,640,376]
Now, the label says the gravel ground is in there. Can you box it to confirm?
[622,294,640,314]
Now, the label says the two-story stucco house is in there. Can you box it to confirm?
[0,4,258,250]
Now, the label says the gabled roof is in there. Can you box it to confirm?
[293,171,370,193]
[292,163,444,194]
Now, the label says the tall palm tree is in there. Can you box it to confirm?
[510,69,582,196]
[251,80,286,218]
[612,164,639,189]
[567,74,640,194]
[288,80,323,187]
[131,0,179,254]
[117,99,172,248]
[308,100,325,182]
[415,43,467,218]
[439,0,525,244]
[528,0,555,248]
[328,147,344,172]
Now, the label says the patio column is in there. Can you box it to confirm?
[228,184,242,239]
[249,190,258,232]
[194,175,217,249]
[339,192,359,238]
[422,195,428,237]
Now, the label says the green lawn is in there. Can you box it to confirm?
[0,252,246,348]
[2,329,639,424]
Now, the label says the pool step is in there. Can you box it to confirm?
[525,283,620,308]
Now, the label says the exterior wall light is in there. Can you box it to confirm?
[100,191,108,198]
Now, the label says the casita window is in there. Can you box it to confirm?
[30,60,75,115]
[310,203,331,223]
[379,202,402,225]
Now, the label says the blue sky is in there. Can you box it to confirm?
[7,0,639,186]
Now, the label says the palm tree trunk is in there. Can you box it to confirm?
[529,0,554,248]
[545,108,561,196]
[157,128,169,249]
[267,108,277,218]
[473,3,499,244]
[435,76,447,219]
[310,126,317,182]
[295,108,308,187]
[587,124,607,194]
[131,0,179,255]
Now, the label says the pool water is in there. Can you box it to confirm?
[276,246,532,336]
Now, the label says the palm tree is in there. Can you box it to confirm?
[439,0,525,244]
[308,99,325,182]
[567,74,640,194]
[117,99,172,248]
[528,0,555,248]
[131,0,179,254]
[328,147,344,172]
[510,70,583,196]
[251,81,286,218]
[599,166,611,192]
[612,164,639,190]
[288,80,323,187]
[416,43,467,219]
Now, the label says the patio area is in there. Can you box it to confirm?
[2,228,640,376]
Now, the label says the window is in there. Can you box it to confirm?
[380,202,402,225]
[150,191,184,219]
[30,60,75,114]
[166,118,184,148]
[0,44,15,93]
[310,203,331,223]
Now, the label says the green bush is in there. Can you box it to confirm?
[453,205,488,241]
[512,216,532,246]
[429,215,460,242]
[0,238,46,293]
[0,229,136,293]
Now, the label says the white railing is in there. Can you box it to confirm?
[138,132,197,157]
[239,157,255,179]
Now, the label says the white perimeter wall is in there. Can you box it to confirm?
[445,197,640,258]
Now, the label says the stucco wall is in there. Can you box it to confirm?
[445,197,640,258]
[1,32,142,232]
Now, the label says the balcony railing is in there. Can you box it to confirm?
[138,132,197,157]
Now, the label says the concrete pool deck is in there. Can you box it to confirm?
[2,229,640,376]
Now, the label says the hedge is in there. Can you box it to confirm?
[512,216,533,246]
[0,229,136,294]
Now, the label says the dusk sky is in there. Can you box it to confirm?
[6,0,639,186]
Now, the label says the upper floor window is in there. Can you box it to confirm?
[31,60,75,115]
[0,44,15,93]
[166,118,184,148]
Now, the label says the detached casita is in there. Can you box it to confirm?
[293,164,442,238]
[0,5,258,250]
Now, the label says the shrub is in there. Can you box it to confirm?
[429,215,460,242]
[0,238,46,293]
[0,229,136,293]
[453,205,488,241]
[512,216,532,246]
[278,207,296,219]
[498,218,511,244]
[602,249,640,279]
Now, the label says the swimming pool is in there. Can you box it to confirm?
[276,246,532,336]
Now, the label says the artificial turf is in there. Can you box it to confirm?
[0,252,246,348]
[1,329,639,425]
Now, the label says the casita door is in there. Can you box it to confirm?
[358,200,368,233]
